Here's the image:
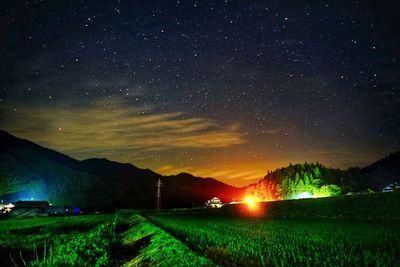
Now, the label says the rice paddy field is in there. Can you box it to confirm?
[0,192,399,266]
[150,215,400,266]
[0,211,214,266]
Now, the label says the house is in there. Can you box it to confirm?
[44,206,81,216]
[10,200,50,217]
[13,200,50,208]
[44,206,69,216]
[0,203,14,214]
[382,183,400,192]
[205,197,223,208]
[5,200,80,217]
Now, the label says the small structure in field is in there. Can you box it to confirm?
[382,183,399,192]
[14,200,50,208]
[0,203,15,213]
[11,200,50,217]
[205,197,223,208]
[7,201,81,217]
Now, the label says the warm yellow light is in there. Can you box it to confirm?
[239,196,264,216]
[245,197,255,205]
[244,196,259,210]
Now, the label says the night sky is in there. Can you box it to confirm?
[1,0,399,186]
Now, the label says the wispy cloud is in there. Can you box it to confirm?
[0,98,246,159]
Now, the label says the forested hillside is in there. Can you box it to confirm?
[245,158,399,201]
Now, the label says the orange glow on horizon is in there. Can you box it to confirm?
[237,196,265,217]
[244,196,258,210]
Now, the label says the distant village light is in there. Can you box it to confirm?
[1,203,15,213]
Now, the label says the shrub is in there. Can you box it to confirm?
[31,222,117,267]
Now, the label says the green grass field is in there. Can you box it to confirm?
[0,213,119,266]
[0,211,214,266]
[150,215,399,266]
[0,193,399,266]
[149,192,400,266]
[0,214,114,249]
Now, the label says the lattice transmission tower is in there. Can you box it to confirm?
[155,178,162,211]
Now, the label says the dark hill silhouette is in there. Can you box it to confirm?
[0,130,242,210]
[1,130,399,210]
[361,151,400,190]
[0,130,111,210]
[162,172,242,206]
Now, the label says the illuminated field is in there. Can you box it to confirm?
[0,211,214,266]
[151,215,399,266]
[148,192,400,266]
[0,213,114,249]
[0,193,399,266]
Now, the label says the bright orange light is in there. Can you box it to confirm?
[238,196,265,217]
[244,196,258,210]
[245,196,255,205]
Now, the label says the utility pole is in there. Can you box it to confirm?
[156,178,162,211]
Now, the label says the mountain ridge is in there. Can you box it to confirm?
[0,130,242,210]
[1,129,399,209]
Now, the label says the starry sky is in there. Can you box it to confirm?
[1,0,399,186]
